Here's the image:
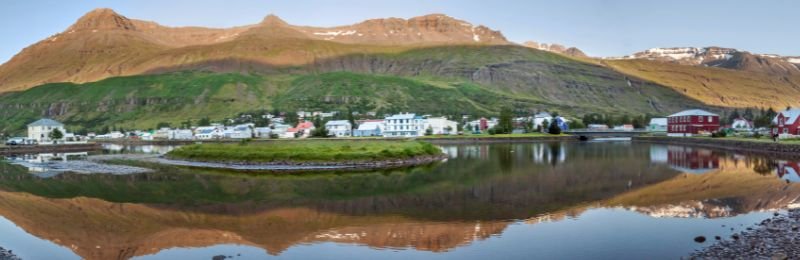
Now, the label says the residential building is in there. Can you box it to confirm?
[773,108,800,137]
[224,124,253,139]
[667,109,720,137]
[27,118,68,143]
[648,118,668,132]
[254,127,272,138]
[325,120,352,137]
[383,113,426,137]
[195,125,225,140]
[532,112,553,129]
[731,118,754,131]
[295,121,315,138]
[353,120,384,137]
[271,123,291,138]
[613,124,635,131]
[425,117,458,135]
[169,129,194,140]
[466,117,497,132]
[587,124,609,130]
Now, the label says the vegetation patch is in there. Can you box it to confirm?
[166,140,443,164]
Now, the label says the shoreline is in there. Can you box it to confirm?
[691,208,800,259]
[0,142,102,155]
[91,134,576,146]
[96,153,448,172]
[633,136,800,160]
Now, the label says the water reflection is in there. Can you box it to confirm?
[101,144,177,154]
[0,142,797,259]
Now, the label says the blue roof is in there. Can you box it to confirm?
[28,118,64,127]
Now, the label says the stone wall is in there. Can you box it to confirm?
[633,136,800,159]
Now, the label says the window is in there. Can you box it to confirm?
[699,116,704,123]
[708,116,713,122]
[784,128,789,134]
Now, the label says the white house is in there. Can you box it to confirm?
[27,118,68,143]
[532,112,553,129]
[425,117,458,135]
[95,131,125,140]
[325,120,352,137]
[169,129,194,140]
[224,124,253,139]
[195,125,225,140]
[353,120,384,137]
[254,127,272,138]
[383,113,427,137]
[731,118,754,131]
[648,118,668,132]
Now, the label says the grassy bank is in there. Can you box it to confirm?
[166,140,442,163]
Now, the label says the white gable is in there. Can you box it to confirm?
[774,108,800,125]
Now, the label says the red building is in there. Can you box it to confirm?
[772,108,800,136]
[667,109,720,137]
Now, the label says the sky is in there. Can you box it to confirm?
[1,0,798,63]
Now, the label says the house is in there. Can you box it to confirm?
[271,123,291,138]
[295,121,315,138]
[224,124,253,139]
[613,124,635,131]
[169,129,194,140]
[425,117,458,135]
[95,131,126,140]
[383,113,427,137]
[353,120,384,137]
[195,125,225,140]
[731,118,754,131]
[283,127,300,139]
[532,112,553,129]
[648,118,668,132]
[466,117,497,132]
[773,108,800,137]
[27,118,68,143]
[587,124,609,130]
[667,109,720,137]
[254,127,272,138]
[325,120,352,137]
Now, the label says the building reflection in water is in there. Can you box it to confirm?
[444,143,567,165]
[776,160,800,182]
[101,144,176,154]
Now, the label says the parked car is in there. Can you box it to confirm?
[5,137,35,146]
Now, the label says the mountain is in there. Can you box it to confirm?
[0,9,510,92]
[523,41,587,58]
[613,47,800,75]
[2,8,799,133]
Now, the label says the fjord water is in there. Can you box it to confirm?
[0,141,797,260]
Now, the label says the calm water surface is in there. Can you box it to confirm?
[0,141,798,260]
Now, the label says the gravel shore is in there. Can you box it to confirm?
[690,208,800,259]
[0,247,21,260]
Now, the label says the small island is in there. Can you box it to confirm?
[162,140,446,170]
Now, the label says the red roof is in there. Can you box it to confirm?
[296,121,315,129]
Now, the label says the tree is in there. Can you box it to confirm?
[444,126,453,134]
[728,109,741,123]
[310,117,329,138]
[425,126,433,136]
[198,117,211,126]
[497,107,514,134]
[541,119,550,133]
[347,107,357,129]
[285,111,299,125]
[49,128,64,142]
[548,119,562,135]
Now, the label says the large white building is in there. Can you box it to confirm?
[383,113,426,137]
[424,117,458,135]
[325,120,352,137]
[27,118,68,143]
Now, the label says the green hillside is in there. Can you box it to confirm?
[0,45,720,135]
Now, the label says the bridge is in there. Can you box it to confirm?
[564,129,651,140]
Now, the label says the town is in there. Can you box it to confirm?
[4,107,792,145]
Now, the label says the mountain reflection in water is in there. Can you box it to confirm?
[0,142,797,259]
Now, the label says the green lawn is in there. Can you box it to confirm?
[166,139,442,163]
[418,132,563,139]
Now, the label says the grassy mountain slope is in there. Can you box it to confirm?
[604,59,800,108]
[0,44,721,134]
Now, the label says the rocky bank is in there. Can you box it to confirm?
[691,208,800,259]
